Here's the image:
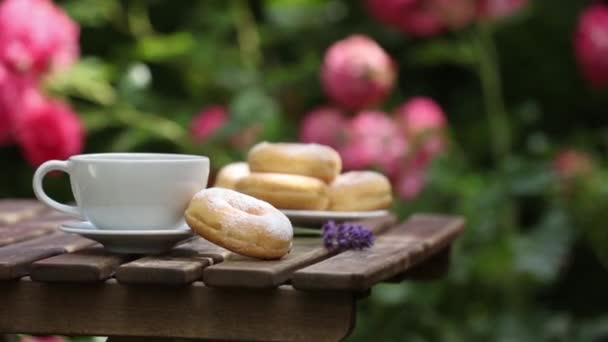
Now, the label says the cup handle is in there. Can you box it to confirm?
[32,160,81,218]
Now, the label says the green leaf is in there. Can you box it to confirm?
[228,88,282,140]
[45,58,116,105]
[408,38,477,67]
[109,129,150,151]
[264,0,344,30]
[62,0,121,27]
[513,210,573,284]
[135,32,196,61]
[80,110,118,132]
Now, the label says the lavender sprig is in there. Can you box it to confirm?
[322,220,375,251]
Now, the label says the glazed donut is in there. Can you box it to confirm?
[235,173,329,210]
[214,162,250,189]
[247,142,342,183]
[328,171,393,211]
[185,187,293,259]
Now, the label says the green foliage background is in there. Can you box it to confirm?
[3,1,608,341]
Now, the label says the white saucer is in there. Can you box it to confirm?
[280,209,391,227]
[59,221,194,254]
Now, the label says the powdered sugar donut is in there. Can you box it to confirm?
[214,162,250,189]
[329,171,393,211]
[185,188,293,259]
[247,142,342,183]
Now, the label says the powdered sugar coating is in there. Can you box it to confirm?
[193,187,293,241]
[252,142,339,163]
[332,171,390,188]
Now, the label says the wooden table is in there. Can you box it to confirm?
[0,199,464,342]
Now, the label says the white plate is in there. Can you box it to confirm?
[59,221,194,254]
[280,209,391,227]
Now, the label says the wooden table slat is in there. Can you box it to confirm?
[0,214,72,247]
[113,237,230,285]
[0,232,95,280]
[0,199,47,225]
[202,215,397,288]
[291,214,465,291]
[385,246,452,282]
[30,246,132,282]
[169,236,231,262]
[115,256,212,285]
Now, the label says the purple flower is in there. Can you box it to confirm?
[322,221,375,251]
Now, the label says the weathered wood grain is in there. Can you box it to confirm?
[30,246,131,282]
[113,236,228,286]
[0,214,71,247]
[385,246,452,282]
[203,215,397,288]
[291,214,464,291]
[0,279,355,342]
[0,232,95,280]
[115,256,212,285]
[0,199,47,225]
[169,236,231,263]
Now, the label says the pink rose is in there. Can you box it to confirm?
[0,0,79,76]
[339,110,408,176]
[321,35,396,110]
[365,0,443,37]
[574,4,608,89]
[366,0,475,37]
[395,160,427,200]
[299,106,347,148]
[395,147,435,200]
[430,0,477,30]
[15,98,84,167]
[477,0,529,19]
[394,96,448,161]
[395,96,447,138]
[365,0,416,29]
[0,64,40,145]
[190,105,228,142]
[552,148,594,180]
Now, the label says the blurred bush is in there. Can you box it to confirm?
[2,0,608,341]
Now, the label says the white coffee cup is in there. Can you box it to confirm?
[33,153,209,230]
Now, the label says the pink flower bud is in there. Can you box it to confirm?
[190,105,228,142]
[395,162,427,200]
[552,148,594,180]
[366,0,443,37]
[366,0,475,37]
[339,110,408,176]
[430,0,477,30]
[0,0,79,76]
[574,4,608,89]
[477,0,528,20]
[15,98,84,167]
[299,106,347,148]
[321,35,396,110]
[395,96,447,138]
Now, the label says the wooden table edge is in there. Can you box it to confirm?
[0,278,356,342]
